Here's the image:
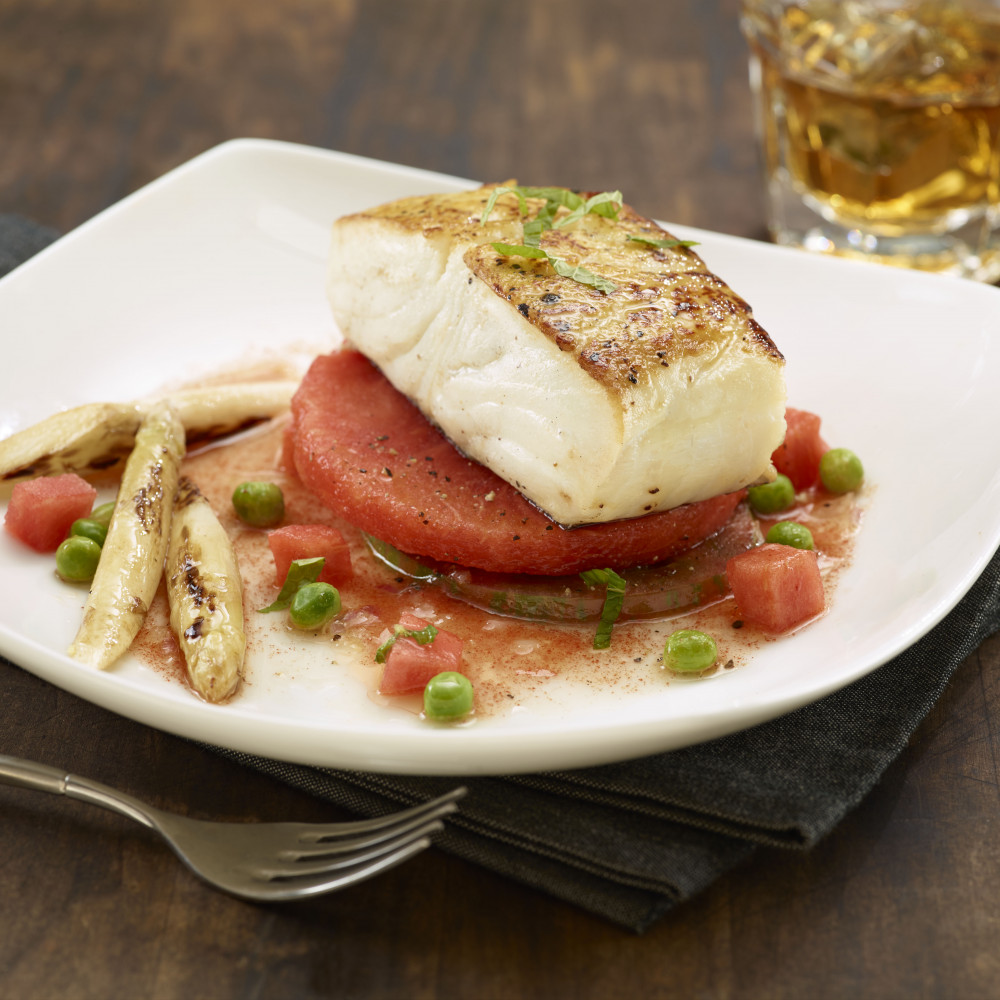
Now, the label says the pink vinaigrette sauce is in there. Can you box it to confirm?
[131,409,865,721]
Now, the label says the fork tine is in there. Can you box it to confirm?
[257,818,446,880]
[246,836,437,902]
[0,755,465,905]
[284,800,461,860]
[293,786,467,843]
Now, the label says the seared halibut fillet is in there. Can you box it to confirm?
[327,183,786,526]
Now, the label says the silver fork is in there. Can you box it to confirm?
[0,754,464,901]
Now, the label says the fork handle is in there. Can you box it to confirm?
[0,754,157,829]
[0,754,68,794]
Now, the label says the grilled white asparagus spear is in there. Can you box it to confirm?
[162,381,297,448]
[68,402,185,670]
[0,402,142,485]
[165,476,245,702]
[0,381,295,487]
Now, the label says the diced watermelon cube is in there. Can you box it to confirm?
[378,612,465,695]
[4,474,98,553]
[268,524,353,586]
[726,543,825,633]
[771,408,829,491]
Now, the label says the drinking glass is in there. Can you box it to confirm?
[741,0,1000,281]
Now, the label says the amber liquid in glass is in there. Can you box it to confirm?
[745,1,1000,278]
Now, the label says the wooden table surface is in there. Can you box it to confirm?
[1,1,998,997]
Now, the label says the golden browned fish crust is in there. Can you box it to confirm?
[328,182,786,525]
[354,184,783,404]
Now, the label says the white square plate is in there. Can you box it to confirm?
[2,139,999,775]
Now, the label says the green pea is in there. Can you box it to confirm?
[232,481,285,528]
[766,520,814,550]
[70,518,108,548]
[55,536,102,583]
[663,629,718,674]
[423,672,475,720]
[89,501,116,528]
[747,473,795,514]
[288,582,340,630]
[819,448,864,494]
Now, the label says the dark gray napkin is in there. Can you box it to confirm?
[4,214,997,931]
[215,550,1000,930]
[0,214,59,277]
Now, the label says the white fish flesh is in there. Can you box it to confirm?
[326,184,786,526]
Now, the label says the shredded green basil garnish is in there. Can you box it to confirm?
[375,622,439,663]
[480,185,598,225]
[579,567,627,649]
[555,190,623,229]
[480,185,528,222]
[549,257,618,294]
[515,186,584,210]
[627,235,700,249]
[489,242,548,258]
[480,185,624,294]
[259,557,325,612]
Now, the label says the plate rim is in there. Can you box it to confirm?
[2,137,999,775]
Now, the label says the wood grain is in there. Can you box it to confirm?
[0,1,997,997]
[0,0,764,238]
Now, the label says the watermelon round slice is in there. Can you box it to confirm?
[290,351,743,575]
